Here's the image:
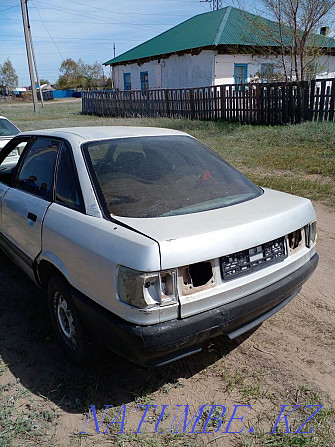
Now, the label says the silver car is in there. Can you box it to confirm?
[0,116,21,165]
[0,127,318,366]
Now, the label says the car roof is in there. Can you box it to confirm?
[17,126,189,143]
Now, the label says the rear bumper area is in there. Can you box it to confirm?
[73,254,318,367]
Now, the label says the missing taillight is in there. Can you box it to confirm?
[188,261,213,287]
[288,229,302,249]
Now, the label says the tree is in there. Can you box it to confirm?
[56,58,104,89]
[57,58,81,89]
[259,0,335,80]
[0,59,18,95]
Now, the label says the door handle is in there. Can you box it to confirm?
[27,212,37,222]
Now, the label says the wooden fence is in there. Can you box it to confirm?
[82,78,335,125]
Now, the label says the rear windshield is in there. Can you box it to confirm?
[0,118,19,137]
[83,135,262,218]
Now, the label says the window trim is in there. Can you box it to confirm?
[234,63,248,85]
[0,137,33,188]
[140,71,149,92]
[81,135,263,219]
[123,72,131,91]
[13,136,61,202]
[54,139,86,214]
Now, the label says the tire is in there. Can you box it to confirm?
[48,275,89,363]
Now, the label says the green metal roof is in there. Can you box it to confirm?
[104,6,335,65]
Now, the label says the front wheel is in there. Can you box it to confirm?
[48,276,89,363]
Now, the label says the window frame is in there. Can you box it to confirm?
[234,63,248,85]
[81,135,262,219]
[140,71,149,92]
[0,136,33,187]
[13,136,61,202]
[54,140,86,214]
[123,72,131,91]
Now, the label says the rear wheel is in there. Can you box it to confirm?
[48,276,89,363]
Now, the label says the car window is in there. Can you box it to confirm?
[0,138,29,186]
[0,118,19,136]
[55,142,84,212]
[15,137,60,201]
[83,135,262,218]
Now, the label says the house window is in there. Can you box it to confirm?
[234,64,248,85]
[140,72,149,92]
[124,73,131,91]
[260,63,274,81]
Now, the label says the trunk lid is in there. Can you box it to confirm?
[115,188,316,270]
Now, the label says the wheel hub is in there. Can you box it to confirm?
[55,292,77,348]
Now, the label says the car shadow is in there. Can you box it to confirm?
[0,251,253,414]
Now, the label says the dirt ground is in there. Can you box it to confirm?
[0,202,334,447]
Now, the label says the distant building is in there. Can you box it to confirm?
[104,6,335,90]
[12,87,28,97]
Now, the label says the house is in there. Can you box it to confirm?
[104,6,335,91]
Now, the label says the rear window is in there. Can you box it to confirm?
[83,135,262,218]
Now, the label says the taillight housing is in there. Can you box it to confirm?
[305,221,317,248]
[117,266,177,309]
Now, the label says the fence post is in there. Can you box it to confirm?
[318,80,326,122]
[329,79,335,121]
[302,81,309,122]
[220,85,225,120]
[189,88,195,119]
[309,80,316,121]
[165,89,170,117]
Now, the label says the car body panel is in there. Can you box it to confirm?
[1,188,50,263]
[38,203,173,325]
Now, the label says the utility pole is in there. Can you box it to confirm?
[112,43,116,89]
[26,3,44,107]
[201,0,222,10]
[20,0,38,112]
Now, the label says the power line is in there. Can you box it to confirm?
[0,4,19,13]
[31,0,64,60]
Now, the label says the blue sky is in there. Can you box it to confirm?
[0,0,261,86]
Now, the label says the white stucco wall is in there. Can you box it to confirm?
[214,54,258,84]
[111,51,335,90]
[112,50,215,90]
[316,55,335,76]
[214,53,335,84]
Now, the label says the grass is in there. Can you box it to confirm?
[1,98,334,208]
[0,377,58,447]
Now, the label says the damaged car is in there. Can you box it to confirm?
[0,127,318,366]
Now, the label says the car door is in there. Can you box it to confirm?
[0,136,60,279]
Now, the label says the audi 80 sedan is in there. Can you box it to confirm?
[0,127,318,366]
